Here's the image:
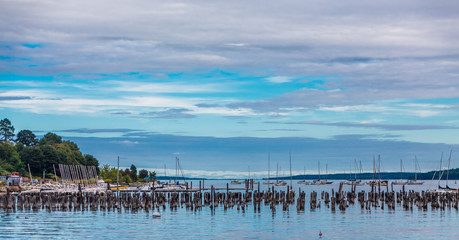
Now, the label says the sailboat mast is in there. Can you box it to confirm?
[379,155,381,180]
[276,162,279,183]
[438,152,444,185]
[289,152,292,187]
[349,162,352,180]
[446,150,452,185]
[318,161,321,181]
[164,164,168,182]
[266,153,271,187]
[175,157,177,184]
[372,156,376,181]
[354,159,357,180]
[400,159,403,180]
[303,166,306,182]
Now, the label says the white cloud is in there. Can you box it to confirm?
[226,43,246,47]
[318,104,391,113]
[399,103,452,109]
[266,76,292,83]
[108,80,228,94]
[111,140,140,146]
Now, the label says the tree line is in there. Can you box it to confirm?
[0,118,98,178]
[99,164,156,184]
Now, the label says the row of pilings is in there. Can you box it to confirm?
[1,184,459,213]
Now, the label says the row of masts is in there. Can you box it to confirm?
[58,164,99,186]
[434,150,454,189]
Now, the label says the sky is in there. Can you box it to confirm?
[1,0,459,178]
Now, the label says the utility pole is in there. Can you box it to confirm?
[117,156,120,193]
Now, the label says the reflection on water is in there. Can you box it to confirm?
[1,180,459,239]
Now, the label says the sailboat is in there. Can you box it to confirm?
[297,166,310,185]
[392,159,407,185]
[438,151,457,190]
[345,159,364,186]
[231,179,242,185]
[275,163,287,186]
[160,157,187,190]
[367,155,388,187]
[263,153,274,185]
[406,156,424,185]
[311,161,332,185]
[244,166,252,185]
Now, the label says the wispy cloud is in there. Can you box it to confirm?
[108,80,229,94]
[110,140,140,146]
[0,96,31,101]
[141,108,195,119]
[273,121,459,131]
[266,76,292,83]
[58,128,141,134]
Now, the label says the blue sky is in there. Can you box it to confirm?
[1,0,459,178]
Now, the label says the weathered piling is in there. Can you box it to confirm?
[2,187,459,215]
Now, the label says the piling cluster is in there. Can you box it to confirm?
[1,183,459,213]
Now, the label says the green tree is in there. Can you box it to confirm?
[16,129,38,146]
[19,146,43,175]
[122,175,132,184]
[99,164,119,183]
[99,164,111,179]
[149,171,156,181]
[39,132,62,145]
[39,145,65,174]
[55,141,85,165]
[138,169,149,179]
[0,118,15,142]
[0,141,23,174]
[84,154,100,173]
[130,164,137,182]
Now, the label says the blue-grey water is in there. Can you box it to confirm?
[1,180,459,239]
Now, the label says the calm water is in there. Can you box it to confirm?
[1,180,459,239]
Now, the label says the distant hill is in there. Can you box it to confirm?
[269,172,421,180]
[265,168,459,180]
[411,168,459,180]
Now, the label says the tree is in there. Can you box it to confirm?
[39,132,62,145]
[99,164,118,183]
[0,118,15,142]
[130,164,137,182]
[138,169,149,179]
[0,141,24,174]
[55,141,85,165]
[122,175,132,184]
[16,129,38,146]
[149,171,156,181]
[39,145,65,174]
[19,146,44,174]
[84,154,100,173]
